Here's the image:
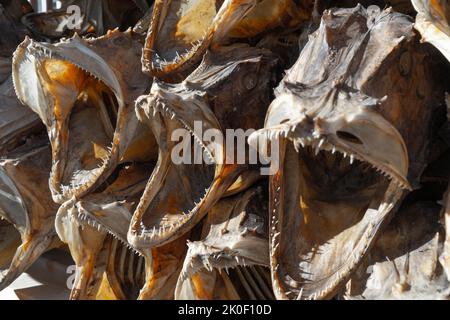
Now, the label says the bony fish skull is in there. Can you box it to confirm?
[249,5,447,300]
[12,29,154,204]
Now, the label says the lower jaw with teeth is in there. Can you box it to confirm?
[129,114,218,248]
[270,140,405,300]
[49,74,119,203]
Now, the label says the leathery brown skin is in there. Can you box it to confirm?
[248,5,447,300]
[175,183,274,300]
[345,201,449,299]
[0,133,61,291]
[22,0,151,40]
[412,0,450,62]
[142,0,313,82]
[56,163,188,300]
[12,29,155,204]
[128,44,279,249]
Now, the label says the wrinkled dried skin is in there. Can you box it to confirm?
[346,202,449,299]
[412,0,450,62]
[142,0,313,81]
[12,29,155,204]
[249,5,447,300]
[176,184,274,300]
[22,0,150,40]
[129,45,278,249]
[0,135,60,291]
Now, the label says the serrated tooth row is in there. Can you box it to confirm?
[151,37,205,70]
[137,189,210,240]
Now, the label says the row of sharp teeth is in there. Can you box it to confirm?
[269,175,401,300]
[180,253,251,281]
[141,100,216,164]
[136,189,209,239]
[181,253,274,300]
[29,44,115,199]
[52,140,115,198]
[257,127,407,189]
[148,39,204,71]
[68,210,144,257]
[31,43,106,84]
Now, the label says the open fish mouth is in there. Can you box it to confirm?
[143,0,309,81]
[12,31,152,204]
[130,45,278,249]
[56,198,148,300]
[246,5,427,299]
[250,128,408,300]
[128,82,223,248]
[55,162,153,299]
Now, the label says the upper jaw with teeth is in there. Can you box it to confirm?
[128,84,222,248]
[142,0,312,82]
[12,30,151,204]
[248,5,447,300]
[129,45,279,248]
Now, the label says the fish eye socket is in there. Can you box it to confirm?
[336,130,363,145]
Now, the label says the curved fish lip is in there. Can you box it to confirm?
[250,121,411,191]
[250,111,409,299]
[252,134,407,300]
[174,240,269,299]
[55,197,146,259]
[54,162,154,260]
[412,0,450,62]
[248,100,409,299]
[127,83,229,249]
[12,33,147,204]
[249,90,411,191]
[142,0,258,81]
